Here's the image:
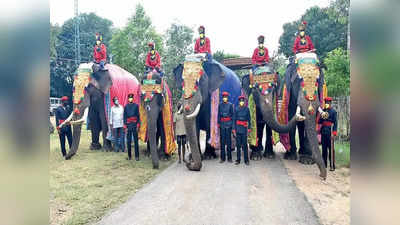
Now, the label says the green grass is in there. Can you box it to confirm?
[50,129,176,225]
[334,141,350,168]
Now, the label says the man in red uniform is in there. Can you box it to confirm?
[194,26,212,60]
[93,32,107,70]
[251,35,269,70]
[292,21,315,54]
[145,42,164,76]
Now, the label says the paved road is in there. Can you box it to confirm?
[98,154,321,225]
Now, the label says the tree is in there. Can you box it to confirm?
[278,4,348,59]
[162,23,194,107]
[323,48,350,97]
[110,4,163,77]
[50,13,113,98]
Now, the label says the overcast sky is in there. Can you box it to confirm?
[50,0,330,57]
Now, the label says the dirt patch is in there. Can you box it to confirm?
[275,143,350,225]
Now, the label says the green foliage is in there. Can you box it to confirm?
[110,4,163,77]
[324,48,350,97]
[162,23,194,107]
[213,50,240,63]
[50,13,113,98]
[278,3,348,59]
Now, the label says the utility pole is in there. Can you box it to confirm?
[74,0,80,66]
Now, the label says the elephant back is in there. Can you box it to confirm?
[213,60,242,106]
[103,64,141,123]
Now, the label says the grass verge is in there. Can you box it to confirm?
[50,129,175,225]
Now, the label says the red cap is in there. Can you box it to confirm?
[61,96,68,101]
[324,97,332,102]
[302,21,308,25]
[128,93,134,98]
[148,42,154,47]
[238,95,246,101]
[222,92,229,97]
[198,26,205,33]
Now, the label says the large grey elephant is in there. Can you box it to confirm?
[59,63,140,160]
[241,65,298,159]
[173,58,243,171]
[281,54,327,179]
[140,72,173,169]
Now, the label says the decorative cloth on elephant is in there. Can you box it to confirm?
[247,93,258,147]
[138,78,176,154]
[141,72,163,102]
[296,53,321,115]
[73,64,93,106]
[250,66,278,96]
[182,61,204,99]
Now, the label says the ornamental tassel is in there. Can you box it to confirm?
[308,102,314,115]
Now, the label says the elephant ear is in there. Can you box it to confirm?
[241,74,251,96]
[173,64,184,88]
[203,61,225,92]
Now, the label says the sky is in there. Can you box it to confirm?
[50,0,330,57]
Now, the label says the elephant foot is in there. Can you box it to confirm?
[90,143,102,150]
[186,161,202,171]
[264,151,276,159]
[153,164,159,169]
[284,151,298,160]
[188,153,193,162]
[299,155,315,165]
[320,169,327,180]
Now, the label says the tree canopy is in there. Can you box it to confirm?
[110,4,163,77]
[323,48,350,97]
[278,3,348,59]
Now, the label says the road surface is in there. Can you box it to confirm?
[98,154,321,225]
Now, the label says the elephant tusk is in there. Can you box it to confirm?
[186,104,201,119]
[296,106,306,121]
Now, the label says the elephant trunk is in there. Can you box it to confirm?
[256,91,296,133]
[184,117,202,171]
[65,122,83,160]
[147,115,159,169]
[304,112,327,179]
[65,105,88,160]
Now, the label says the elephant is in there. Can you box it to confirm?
[280,53,327,179]
[139,71,175,169]
[241,65,298,160]
[173,56,241,171]
[59,63,140,160]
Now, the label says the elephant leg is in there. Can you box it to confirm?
[100,112,111,151]
[185,118,202,171]
[90,113,102,150]
[148,119,160,169]
[182,136,187,163]
[284,104,298,160]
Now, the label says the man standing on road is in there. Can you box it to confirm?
[110,96,124,152]
[55,96,73,158]
[233,95,251,165]
[124,93,140,161]
[218,91,234,163]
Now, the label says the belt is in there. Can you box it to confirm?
[236,120,248,127]
[322,121,333,127]
[220,117,231,122]
[127,117,138,123]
